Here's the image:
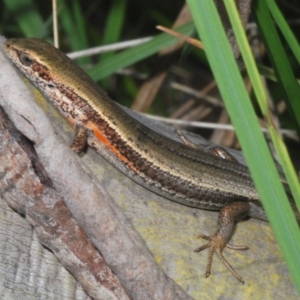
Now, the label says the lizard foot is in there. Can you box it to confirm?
[194,233,248,283]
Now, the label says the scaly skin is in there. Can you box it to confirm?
[4,38,268,282]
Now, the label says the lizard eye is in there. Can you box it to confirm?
[19,53,34,66]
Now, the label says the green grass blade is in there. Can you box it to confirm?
[269,127,300,211]
[186,0,300,293]
[258,64,300,85]
[59,0,90,64]
[223,1,267,115]
[224,0,300,218]
[87,22,195,81]
[97,0,127,87]
[73,0,89,49]
[254,0,300,135]
[266,0,300,65]
[4,0,46,37]
[100,0,127,48]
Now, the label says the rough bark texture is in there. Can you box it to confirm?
[0,107,131,300]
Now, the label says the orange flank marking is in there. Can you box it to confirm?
[87,121,137,172]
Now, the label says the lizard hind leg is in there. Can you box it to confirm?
[175,129,237,161]
[194,201,251,283]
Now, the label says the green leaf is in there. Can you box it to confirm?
[4,0,46,37]
[98,0,127,88]
[87,22,195,81]
[186,0,300,293]
[59,0,90,64]
[254,0,300,135]
[225,0,300,220]
[223,0,267,115]
[266,0,300,66]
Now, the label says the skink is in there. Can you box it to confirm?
[5,38,268,283]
